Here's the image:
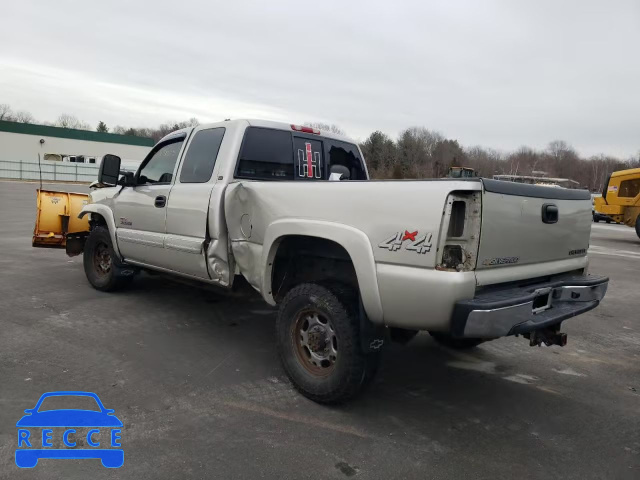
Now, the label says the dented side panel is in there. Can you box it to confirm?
[205,181,235,287]
[224,180,483,325]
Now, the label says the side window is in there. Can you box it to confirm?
[294,137,324,179]
[327,140,366,180]
[236,127,293,179]
[138,139,184,184]
[618,179,640,198]
[180,128,225,183]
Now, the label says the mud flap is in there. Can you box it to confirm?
[359,296,386,353]
[66,232,89,257]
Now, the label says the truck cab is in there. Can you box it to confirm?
[594,167,640,237]
[85,120,368,285]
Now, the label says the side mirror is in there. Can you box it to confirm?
[98,154,122,186]
[119,171,136,187]
[329,164,351,181]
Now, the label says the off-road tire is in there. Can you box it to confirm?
[277,283,380,404]
[83,226,134,292]
[635,215,640,239]
[429,332,485,349]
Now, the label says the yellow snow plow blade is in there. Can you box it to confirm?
[33,189,90,251]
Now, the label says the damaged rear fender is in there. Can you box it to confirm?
[261,219,384,325]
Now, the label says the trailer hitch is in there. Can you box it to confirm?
[523,325,567,347]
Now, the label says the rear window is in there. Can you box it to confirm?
[235,127,366,181]
[294,137,324,179]
[237,127,293,179]
[326,140,366,180]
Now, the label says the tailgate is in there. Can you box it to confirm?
[476,179,591,275]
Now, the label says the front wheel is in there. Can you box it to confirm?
[83,226,134,292]
[276,283,379,404]
[635,215,640,239]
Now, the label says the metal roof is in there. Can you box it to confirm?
[0,120,154,147]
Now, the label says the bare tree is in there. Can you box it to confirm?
[304,121,346,136]
[464,146,504,176]
[55,113,91,130]
[432,139,466,177]
[0,104,13,121]
[13,111,35,124]
[111,125,127,135]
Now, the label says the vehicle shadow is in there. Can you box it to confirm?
[91,271,630,478]
[119,273,605,431]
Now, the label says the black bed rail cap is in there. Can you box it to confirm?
[481,178,591,200]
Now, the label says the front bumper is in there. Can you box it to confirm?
[451,274,608,339]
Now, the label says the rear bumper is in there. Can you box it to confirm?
[15,448,124,468]
[451,274,608,338]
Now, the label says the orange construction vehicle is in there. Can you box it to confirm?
[594,167,640,238]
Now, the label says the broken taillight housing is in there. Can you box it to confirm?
[436,192,481,271]
[442,245,464,270]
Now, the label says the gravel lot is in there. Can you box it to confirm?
[1,181,639,479]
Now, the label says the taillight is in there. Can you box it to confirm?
[436,192,481,271]
[291,124,320,134]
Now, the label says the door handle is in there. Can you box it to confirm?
[154,195,166,208]
[541,203,558,224]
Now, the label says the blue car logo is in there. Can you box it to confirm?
[15,391,123,468]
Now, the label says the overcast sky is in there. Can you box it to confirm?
[1,0,638,157]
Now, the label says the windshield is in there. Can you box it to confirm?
[37,395,101,412]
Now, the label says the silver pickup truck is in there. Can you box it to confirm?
[65,119,607,403]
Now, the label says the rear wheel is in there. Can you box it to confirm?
[83,226,134,291]
[429,332,485,349]
[276,283,379,404]
[635,215,640,239]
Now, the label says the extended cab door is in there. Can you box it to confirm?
[162,127,226,279]
[114,135,186,266]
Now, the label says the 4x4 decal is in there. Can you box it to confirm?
[378,230,433,254]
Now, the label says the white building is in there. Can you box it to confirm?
[0,120,154,168]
